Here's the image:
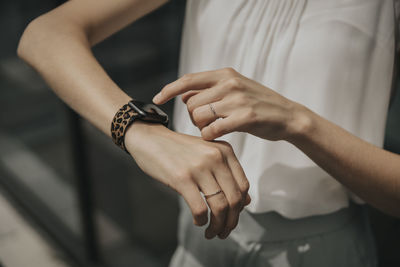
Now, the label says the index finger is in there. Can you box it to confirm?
[152,69,226,105]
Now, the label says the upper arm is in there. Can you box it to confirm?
[31,0,168,45]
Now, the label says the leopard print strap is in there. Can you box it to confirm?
[111,102,140,154]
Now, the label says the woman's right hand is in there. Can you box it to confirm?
[124,122,251,239]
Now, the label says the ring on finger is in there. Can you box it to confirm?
[204,189,223,199]
[209,103,218,119]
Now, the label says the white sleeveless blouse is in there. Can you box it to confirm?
[173,0,395,218]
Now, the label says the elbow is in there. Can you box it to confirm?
[17,16,47,65]
[16,22,28,60]
[17,14,89,68]
[17,17,40,60]
[17,14,84,65]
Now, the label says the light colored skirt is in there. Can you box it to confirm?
[169,198,377,267]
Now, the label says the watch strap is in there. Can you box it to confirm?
[111,101,141,154]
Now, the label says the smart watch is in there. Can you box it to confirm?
[128,100,169,127]
[111,99,169,154]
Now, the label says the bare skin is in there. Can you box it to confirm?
[17,0,400,244]
[154,68,400,218]
[17,0,250,240]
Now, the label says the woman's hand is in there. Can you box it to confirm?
[124,122,251,239]
[153,68,310,142]
[154,69,400,218]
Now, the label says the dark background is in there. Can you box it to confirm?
[0,1,399,266]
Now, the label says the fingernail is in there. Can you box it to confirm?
[205,230,214,239]
[152,93,162,104]
[245,194,251,205]
[219,230,229,239]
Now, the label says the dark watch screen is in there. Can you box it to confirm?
[128,100,169,126]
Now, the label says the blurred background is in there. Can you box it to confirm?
[0,1,399,267]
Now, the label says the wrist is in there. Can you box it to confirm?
[284,103,317,145]
[124,121,172,155]
[111,98,169,155]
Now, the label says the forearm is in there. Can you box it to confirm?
[17,0,167,137]
[288,105,400,217]
[15,3,253,238]
[18,17,134,137]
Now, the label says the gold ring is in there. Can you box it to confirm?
[204,189,223,199]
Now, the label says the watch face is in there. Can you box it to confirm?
[128,100,169,126]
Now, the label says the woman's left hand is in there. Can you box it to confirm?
[153,68,309,141]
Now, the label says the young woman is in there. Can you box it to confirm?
[18,0,398,266]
